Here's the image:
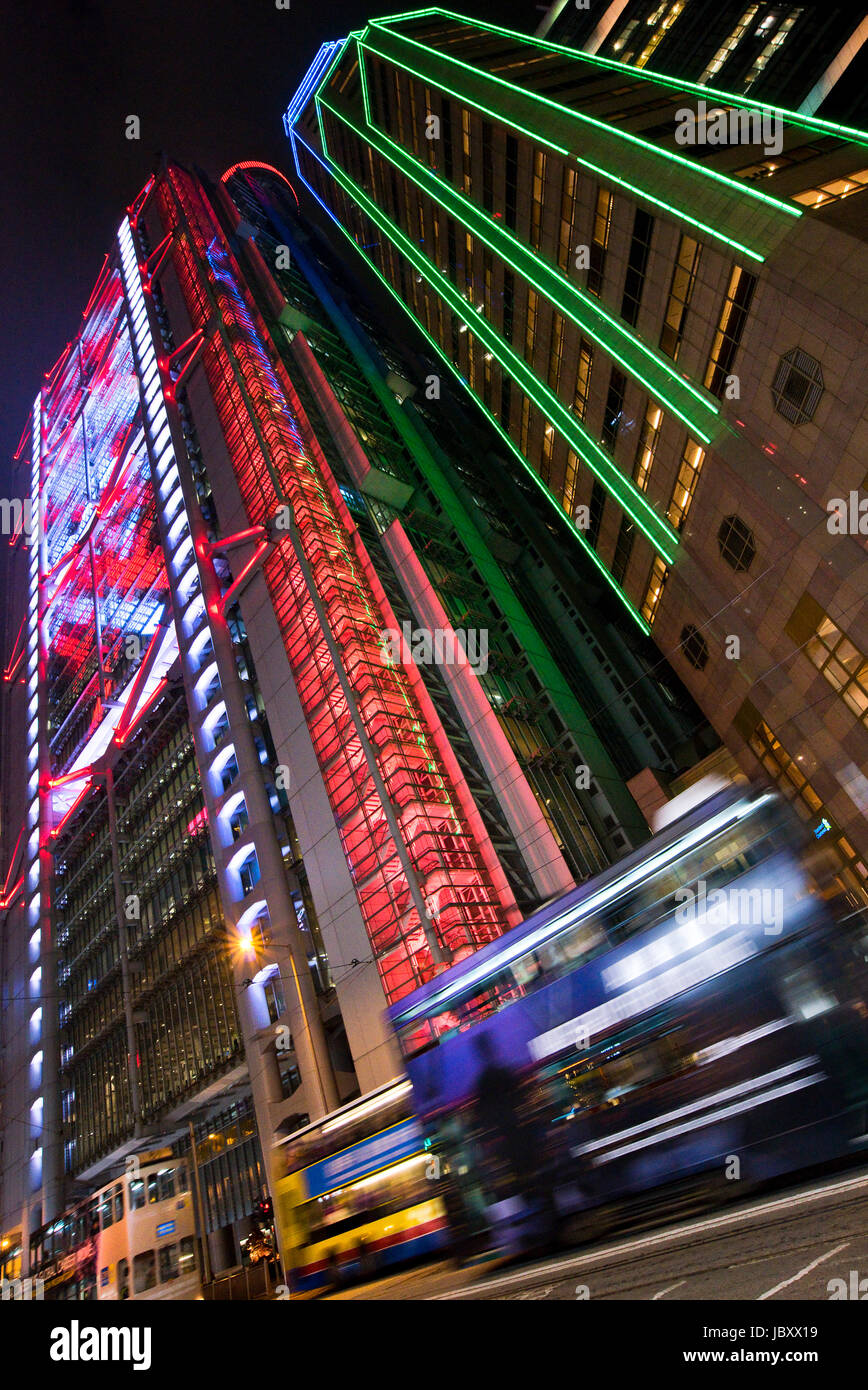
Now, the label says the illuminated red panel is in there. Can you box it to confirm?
[157,168,510,1004]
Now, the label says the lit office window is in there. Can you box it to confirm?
[667,437,705,531]
[635,2,686,68]
[525,288,539,366]
[461,107,472,196]
[558,166,578,274]
[641,555,669,625]
[660,235,701,361]
[698,6,759,82]
[633,402,664,491]
[793,168,868,208]
[573,340,594,420]
[704,265,756,397]
[744,9,803,91]
[588,188,613,297]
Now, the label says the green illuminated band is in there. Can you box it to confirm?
[344,69,720,442]
[295,130,653,631]
[339,31,770,265]
[312,104,679,563]
[368,8,868,149]
[364,21,803,222]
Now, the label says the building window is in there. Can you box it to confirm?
[548,312,565,394]
[633,402,664,491]
[502,267,515,344]
[525,289,539,367]
[744,8,804,92]
[573,340,594,420]
[504,134,519,231]
[601,368,627,452]
[667,437,705,531]
[771,348,824,424]
[587,187,613,297]
[680,625,709,670]
[718,514,756,572]
[461,107,472,197]
[698,6,760,82]
[481,120,494,212]
[530,151,547,252]
[641,555,669,626]
[621,208,654,328]
[704,266,756,398]
[660,235,701,360]
[520,394,531,455]
[795,603,868,722]
[588,481,606,549]
[612,518,636,585]
[792,166,868,208]
[635,1,686,67]
[558,166,578,273]
[563,449,580,516]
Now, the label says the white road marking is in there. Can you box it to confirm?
[430,1169,868,1300]
[652,1280,686,1300]
[757,1241,850,1301]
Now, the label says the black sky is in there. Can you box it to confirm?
[1,0,542,485]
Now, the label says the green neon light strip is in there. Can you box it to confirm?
[295,133,652,632]
[365,18,802,221]
[312,102,678,563]
[371,7,868,148]
[359,42,373,126]
[350,31,767,265]
[342,69,718,440]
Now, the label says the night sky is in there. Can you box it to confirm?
[1,0,541,487]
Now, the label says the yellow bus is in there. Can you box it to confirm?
[274,1081,448,1293]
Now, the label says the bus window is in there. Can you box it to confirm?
[157,1169,175,1201]
[114,1184,124,1222]
[133,1250,156,1294]
[179,1236,197,1276]
[118,1258,130,1301]
[147,1173,159,1204]
[159,1244,180,1283]
[130,1179,145,1211]
[99,1190,114,1230]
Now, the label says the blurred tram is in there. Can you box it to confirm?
[30,1156,200,1300]
[387,780,868,1254]
[274,1081,450,1293]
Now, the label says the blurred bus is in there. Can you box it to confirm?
[30,1155,200,1300]
[387,781,868,1254]
[274,1081,449,1292]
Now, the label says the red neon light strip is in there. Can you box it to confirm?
[51,781,93,840]
[0,875,24,911]
[207,525,267,553]
[113,625,166,740]
[114,677,167,746]
[221,539,270,611]
[2,824,26,899]
[220,161,301,211]
[46,766,94,790]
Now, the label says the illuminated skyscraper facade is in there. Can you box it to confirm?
[0,157,712,1281]
[285,8,868,895]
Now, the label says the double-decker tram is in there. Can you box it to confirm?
[388,780,868,1254]
[274,1080,450,1292]
[29,1155,201,1300]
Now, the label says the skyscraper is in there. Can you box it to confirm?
[0,156,710,1284]
[285,8,868,898]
